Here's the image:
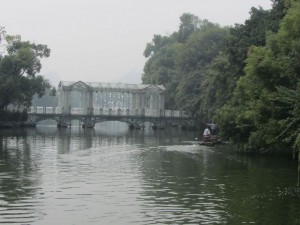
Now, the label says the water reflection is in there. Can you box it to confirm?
[0,124,299,224]
[134,145,226,224]
[0,130,42,224]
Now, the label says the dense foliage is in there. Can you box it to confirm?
[142,0,299,153]
[217,0,300,153]
[0,28,51,115]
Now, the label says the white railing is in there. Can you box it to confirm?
[29,107,188,118]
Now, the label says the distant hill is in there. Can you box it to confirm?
[32,89,58,107]
[113,69,142,84]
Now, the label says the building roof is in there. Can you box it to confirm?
[58,81,165,92]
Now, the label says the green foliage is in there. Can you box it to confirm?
[226,0,287,77]
[0,29,51,112]
[217,0,300,152]
[142,13,223,110]
[142,0,297,153]
[142,36,179,108]
[276,83,300,157]
[175,26,229,122]
[142,16,229,120]
[0,110,28,122]
[177,14,216,43]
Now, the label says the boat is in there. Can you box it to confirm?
[184,136,222,146]
[199,135,222,146]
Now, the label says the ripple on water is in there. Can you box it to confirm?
[0,127,299,224]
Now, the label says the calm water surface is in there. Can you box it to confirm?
[0,122,299,225]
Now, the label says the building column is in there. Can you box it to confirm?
[160,93,165,110]
[132,93,137,109]
[61,88,71,114]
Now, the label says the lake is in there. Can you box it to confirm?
[0,122,299,224]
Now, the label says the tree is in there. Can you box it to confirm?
[142,34,179,108]
[0,29,51,113]
[175,25,228,122]
[216,0,300,153]
[177,13,200,42]
[141,14,219,110]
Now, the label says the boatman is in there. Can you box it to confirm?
[203,125,211,141]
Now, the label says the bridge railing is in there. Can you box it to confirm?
[29,107,189,118]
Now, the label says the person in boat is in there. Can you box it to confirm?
[203,125,211,142]
[206,122,218,135]
[206,122,221,142]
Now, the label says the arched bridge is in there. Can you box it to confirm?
[28,81,192,129]
[28,107,190,129]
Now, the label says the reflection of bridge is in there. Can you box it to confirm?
[28,81,192,129]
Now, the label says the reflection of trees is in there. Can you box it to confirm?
[135,144,300,224]
[0,125,299,224]
[134,147,227,224]
[220,153,300,225]
[0,125,198,222]
[124,127,197,147]
[0,129,42,224]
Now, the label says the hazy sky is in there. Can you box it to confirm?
[1,0,272,85]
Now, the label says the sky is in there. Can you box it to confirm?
[1,0,272,86]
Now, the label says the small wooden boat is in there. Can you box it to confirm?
[199,136,222,146]
[184,136,222,146]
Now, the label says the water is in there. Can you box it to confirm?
[0,122,299,225]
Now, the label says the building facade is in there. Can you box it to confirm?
[58,81,165,114]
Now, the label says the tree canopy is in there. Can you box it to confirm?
[142,0,299,154]
[0,28,51,113]
[216,0,300,152]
